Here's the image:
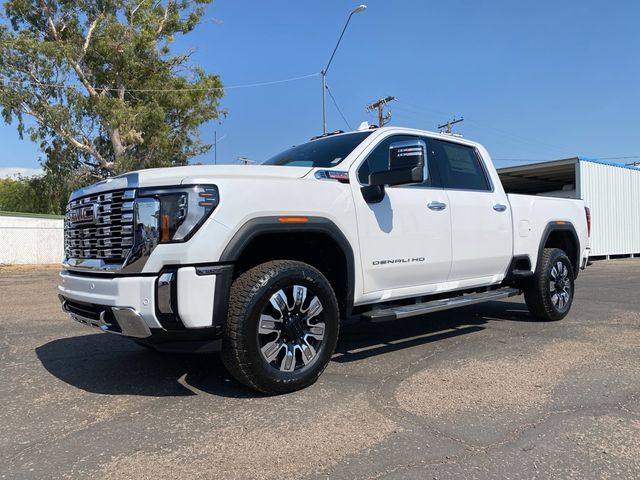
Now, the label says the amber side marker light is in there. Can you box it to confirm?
[278,216,309,223]
[556,221,567,225]
[161,214,171,241]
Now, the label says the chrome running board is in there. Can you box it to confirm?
[361,287,521,323]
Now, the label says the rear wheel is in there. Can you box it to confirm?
[524,248,575,321]
[222,260,339,395]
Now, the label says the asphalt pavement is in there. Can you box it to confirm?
[1,260,638,479]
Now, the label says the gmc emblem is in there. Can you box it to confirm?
[69,205,97,223]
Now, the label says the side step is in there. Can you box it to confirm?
[361,287,521,323]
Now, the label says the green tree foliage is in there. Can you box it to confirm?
[0,0,223,180]
[0,159,79,215]
[0,177,37,212]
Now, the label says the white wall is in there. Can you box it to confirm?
[0,214,64,264]
[580,161,640,256]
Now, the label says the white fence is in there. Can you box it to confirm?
[0,213,64,265]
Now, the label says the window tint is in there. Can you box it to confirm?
[263,131,373,168]
[358,135,437,187]
[430,139,490,191]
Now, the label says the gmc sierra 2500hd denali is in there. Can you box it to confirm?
[59,126,591,394]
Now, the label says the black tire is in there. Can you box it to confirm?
[524,248,575,321]
[222,260,339,395]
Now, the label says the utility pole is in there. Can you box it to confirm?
[366,96,396,127]
[438,116,464,134]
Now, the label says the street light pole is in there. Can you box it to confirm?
[322,73,327,134]
[321,4,367,134]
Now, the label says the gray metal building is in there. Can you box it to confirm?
[498,157,640,259]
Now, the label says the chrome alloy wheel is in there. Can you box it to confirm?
[550,261,571,311]
[257,285,326,372]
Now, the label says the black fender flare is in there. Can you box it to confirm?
[220,216,356,317]
[537,221,581,279]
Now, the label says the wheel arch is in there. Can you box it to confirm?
[219,216,356,319]
[538,221,580,279]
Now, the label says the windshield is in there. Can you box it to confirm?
[263,131,373,168]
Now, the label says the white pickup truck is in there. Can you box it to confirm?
[59,126,591,394]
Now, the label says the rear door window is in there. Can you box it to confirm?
[429,139,491,191]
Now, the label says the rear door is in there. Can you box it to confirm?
[429,138,512,283]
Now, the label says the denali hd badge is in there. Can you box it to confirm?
[373,257,425,265]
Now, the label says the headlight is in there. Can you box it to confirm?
[135,185,219,243]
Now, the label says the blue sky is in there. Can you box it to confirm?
[1,0,639,174]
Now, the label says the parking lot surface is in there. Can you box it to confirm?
[1,260,639,479]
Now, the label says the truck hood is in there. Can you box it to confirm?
[69,165,313,200]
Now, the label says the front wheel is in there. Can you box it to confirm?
[222,260,339,395]
[524,248,575,321]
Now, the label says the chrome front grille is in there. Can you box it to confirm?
[64,189,136,262]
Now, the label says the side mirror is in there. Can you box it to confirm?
[369,139,426,187]
[360,184,385,204]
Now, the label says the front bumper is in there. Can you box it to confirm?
[58,265,232,341]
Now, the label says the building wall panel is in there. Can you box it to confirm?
[580,161,640,256]
[0,215,63,264]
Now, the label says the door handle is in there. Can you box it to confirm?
[428,201,447,211]
[493,203,507,212]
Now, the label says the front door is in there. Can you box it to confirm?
[351,134,452,294]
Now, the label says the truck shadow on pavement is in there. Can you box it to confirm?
[334,300,532,363]
[35,300,532,398]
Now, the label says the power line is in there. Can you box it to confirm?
[494,159,561,163]
[325,84,352,131]
[366,101,640,166]
[396,104,568,157]
[589,155,640,160]
[0,72,320,93]
[495,155,640,163]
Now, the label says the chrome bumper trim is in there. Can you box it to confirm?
[157,272,175,314]
[112,307,152,338]
[61,299,151,338]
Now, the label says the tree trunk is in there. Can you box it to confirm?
[110,127,126,159]
[107,85,127,162]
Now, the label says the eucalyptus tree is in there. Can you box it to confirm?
[0,0,223,178]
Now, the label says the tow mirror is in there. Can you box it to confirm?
[361,139,427,204]
[360,184,385,203]
[369,139,426,187]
